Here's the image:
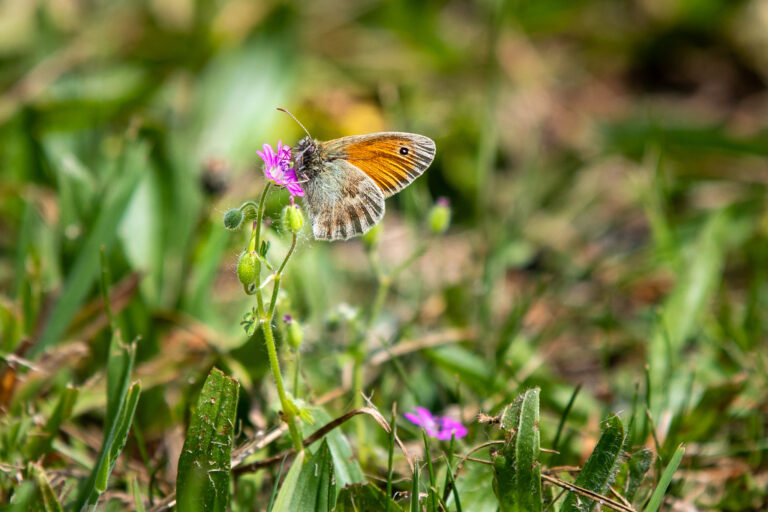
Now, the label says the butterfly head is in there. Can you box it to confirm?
[293,136,322,181]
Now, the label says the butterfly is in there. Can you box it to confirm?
[280,109,436,241]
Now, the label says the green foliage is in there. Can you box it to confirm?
[177,368,240,512]
[336,483,404,512]
[560,415,628,512]
[73,334,141,510]
[2,0,766,509]
[26,463,63,512]
[615,448,654,502]
[644,444,685,512]
[271,442,336,512]
[25,385,78,459]
[493,388,542,512]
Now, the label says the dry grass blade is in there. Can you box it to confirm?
[540,474,637,512]
[234,406,413,474]
[368,328,476,366]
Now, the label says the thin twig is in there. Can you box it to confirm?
[540,474,637,512]
[234,406,413,475]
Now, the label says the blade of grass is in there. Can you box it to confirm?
[32,141,147,356]
[643,444,684,512]
[648,211,727,411]
[441,454,463,512]
[73,331,140,510]
[410,461,420,512]
[26,384,78,459]
[422,430,438,512]
[27,463,64,512]
[551,384,581,463]
[266,454,289,512]
[441,433,456,502]
[130,476,146,512]
[386,405,397,512]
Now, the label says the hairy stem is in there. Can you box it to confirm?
[251,182,303,452]
[261,317,303,453]
[253,182,272,316]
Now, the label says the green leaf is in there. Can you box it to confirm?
[492,388,542,512]
[644,444,684,512]
[303,407,364,488]
[648,211,727,410]
[106,333,136,434]
[625,449,653,502]
[560,415,627,512]
[73,337,141,511]
[271,441,336,512]
[422,430,438,512]
[177,368,240,512]
[335,483,404,512]
[410,460,420,512]
[4,481,36,512]
[424,345,497,392]
[26,384,79,459]
[27,463,64,512]
[106,382,142,477]
[270,451,306,512]
[31,141,147,356]
[130,477,146,512]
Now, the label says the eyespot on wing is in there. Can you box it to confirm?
[324,133,436,198]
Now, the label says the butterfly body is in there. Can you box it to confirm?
[293,132,436,241]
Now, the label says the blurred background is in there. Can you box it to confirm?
[1,0,768,509]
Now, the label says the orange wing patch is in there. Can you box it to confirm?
[326,133,436,198]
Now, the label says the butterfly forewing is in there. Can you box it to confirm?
[323,133,436,198]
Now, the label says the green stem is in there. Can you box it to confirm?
[250,182,303,452]
[293,348,301,399]
[261,317,303,453]
[267,233,298,319]
[390,244,428,281]
[253,182,272,316]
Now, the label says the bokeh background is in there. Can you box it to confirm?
[2,0,768,510]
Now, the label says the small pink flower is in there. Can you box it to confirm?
[256,141,304,197]
[404,407,467,441]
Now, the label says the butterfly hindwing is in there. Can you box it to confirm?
[302,159,385,241]
[323,132,436,198]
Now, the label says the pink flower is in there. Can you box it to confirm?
[256,141,304,197]
[404,407,467,441]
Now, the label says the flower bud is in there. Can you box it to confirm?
[428,197,451,234]
[362,223,382,248]
[237,251,258,286]
[283,314,304,348]
[282,205,304,234]
[223,208,244,230]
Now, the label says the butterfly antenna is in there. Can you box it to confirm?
[277,107,312,139]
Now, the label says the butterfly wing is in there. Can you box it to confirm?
[322,133,436,198]
[302,159,385,241]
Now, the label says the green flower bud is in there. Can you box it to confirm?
[283,314,303,348]
[362,223,382,248]
[223,208,244,230]
[242,204,258,224]
[237,251,258,286]
[282,205,304,234]
[428,197,451,234]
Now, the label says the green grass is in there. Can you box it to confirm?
[2,0,768,511]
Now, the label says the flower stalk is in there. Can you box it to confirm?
[226,142,307,453]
